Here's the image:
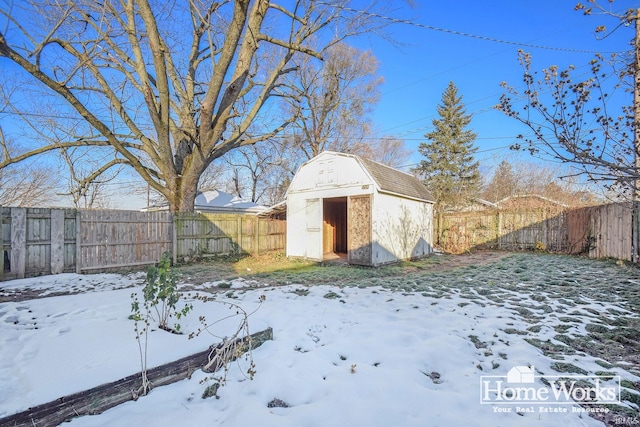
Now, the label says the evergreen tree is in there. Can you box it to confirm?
[415,82,480,211]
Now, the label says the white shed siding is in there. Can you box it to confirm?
[286,151,434,265]
[371,192,433,265]
[286,154,372,196]
[286,155,374,261]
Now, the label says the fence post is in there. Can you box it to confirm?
[0,206,4,281]
[75,210,82,274]
[542,208,548,248]
[172,213,178,265]
[631,201,640,263]
[0,207,4,281]
[237,216,243,253]
[50,209,65,275]
[10,207,26,279]
[254,217,260,255]
[497,210,503,250]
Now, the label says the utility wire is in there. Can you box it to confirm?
[323,3,629,54]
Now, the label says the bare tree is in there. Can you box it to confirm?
[482,160,518,203]
[497,2,637,198]
[499,51,634,194]
[0,126,59,206]
[352,136,411,167]
[59,147,121,209]
[0,0,392,212]
[283,42,383,160]
[482,159,599,206]
[225,141,285,203]
[197,160,227,193]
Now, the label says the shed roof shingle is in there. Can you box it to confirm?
[357,156,434,203]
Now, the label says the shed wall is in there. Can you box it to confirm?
[286,155,374,261]
[372,193,433,265]
[286,154,372,194]
[286,152,434,265]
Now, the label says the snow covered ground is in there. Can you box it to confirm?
[0,255,638,426]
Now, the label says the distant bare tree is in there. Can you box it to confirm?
[225,142,288,203]
[352,136,411,167]
[482,159,600,206]
[482,160,518,203]
[283,42,383,160]
[0,126,58,207]
[59,148,121,209]
[197,161,227,193]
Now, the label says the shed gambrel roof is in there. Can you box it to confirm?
[356,155,435,203]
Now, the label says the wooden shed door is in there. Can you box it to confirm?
[348,195,372,265]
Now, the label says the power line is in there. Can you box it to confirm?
[323,3,629,54]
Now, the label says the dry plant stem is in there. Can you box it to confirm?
[198,298,264,386]
[133,315,151,396]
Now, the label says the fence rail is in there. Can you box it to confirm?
[1,208,286,280]
[436,203,636,261]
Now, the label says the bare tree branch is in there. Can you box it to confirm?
[0,0,397,211]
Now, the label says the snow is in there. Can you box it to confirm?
[0,272,632,426]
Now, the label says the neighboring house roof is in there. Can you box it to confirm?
[356,156,435,203]
[194,190,267,213]
[496,194,569,209]
[474,198,499,209]
[258,200,287,219]
[444,198,498,212]
[142,190,267,214]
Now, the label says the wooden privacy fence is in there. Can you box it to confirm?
[436,202,636,261]
[175,212,286,260]
[1,208,286,280]
[565,203,633,260]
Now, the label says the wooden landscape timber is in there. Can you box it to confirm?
[0,327,273,427]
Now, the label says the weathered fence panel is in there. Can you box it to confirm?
[176,213,239,258]
[1,207,286,280]
[565,203,633,260]
[437,203,635,261]
[437,211,499,254]
[259,217,287,253]
[438,208,568,253]
[499,208,567,251]
[1,208,77,280]
[25,208,51,277]
[77,210,173,273]
[175,212,286,261]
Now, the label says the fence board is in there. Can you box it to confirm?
[78,210,173,273]
[51,210,64,274]
[0,206,279,280]
[437,203,635,261]
[25,208,52,276]
[10,208,26,279]
[174,213,285,260]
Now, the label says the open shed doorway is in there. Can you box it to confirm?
[323,197,347,261]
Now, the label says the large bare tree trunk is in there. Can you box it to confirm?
[0,1,392,211]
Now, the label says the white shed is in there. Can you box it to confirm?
[286,151,435,266]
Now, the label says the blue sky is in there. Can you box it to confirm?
[1,0,637,209]
[355,0,637,173]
